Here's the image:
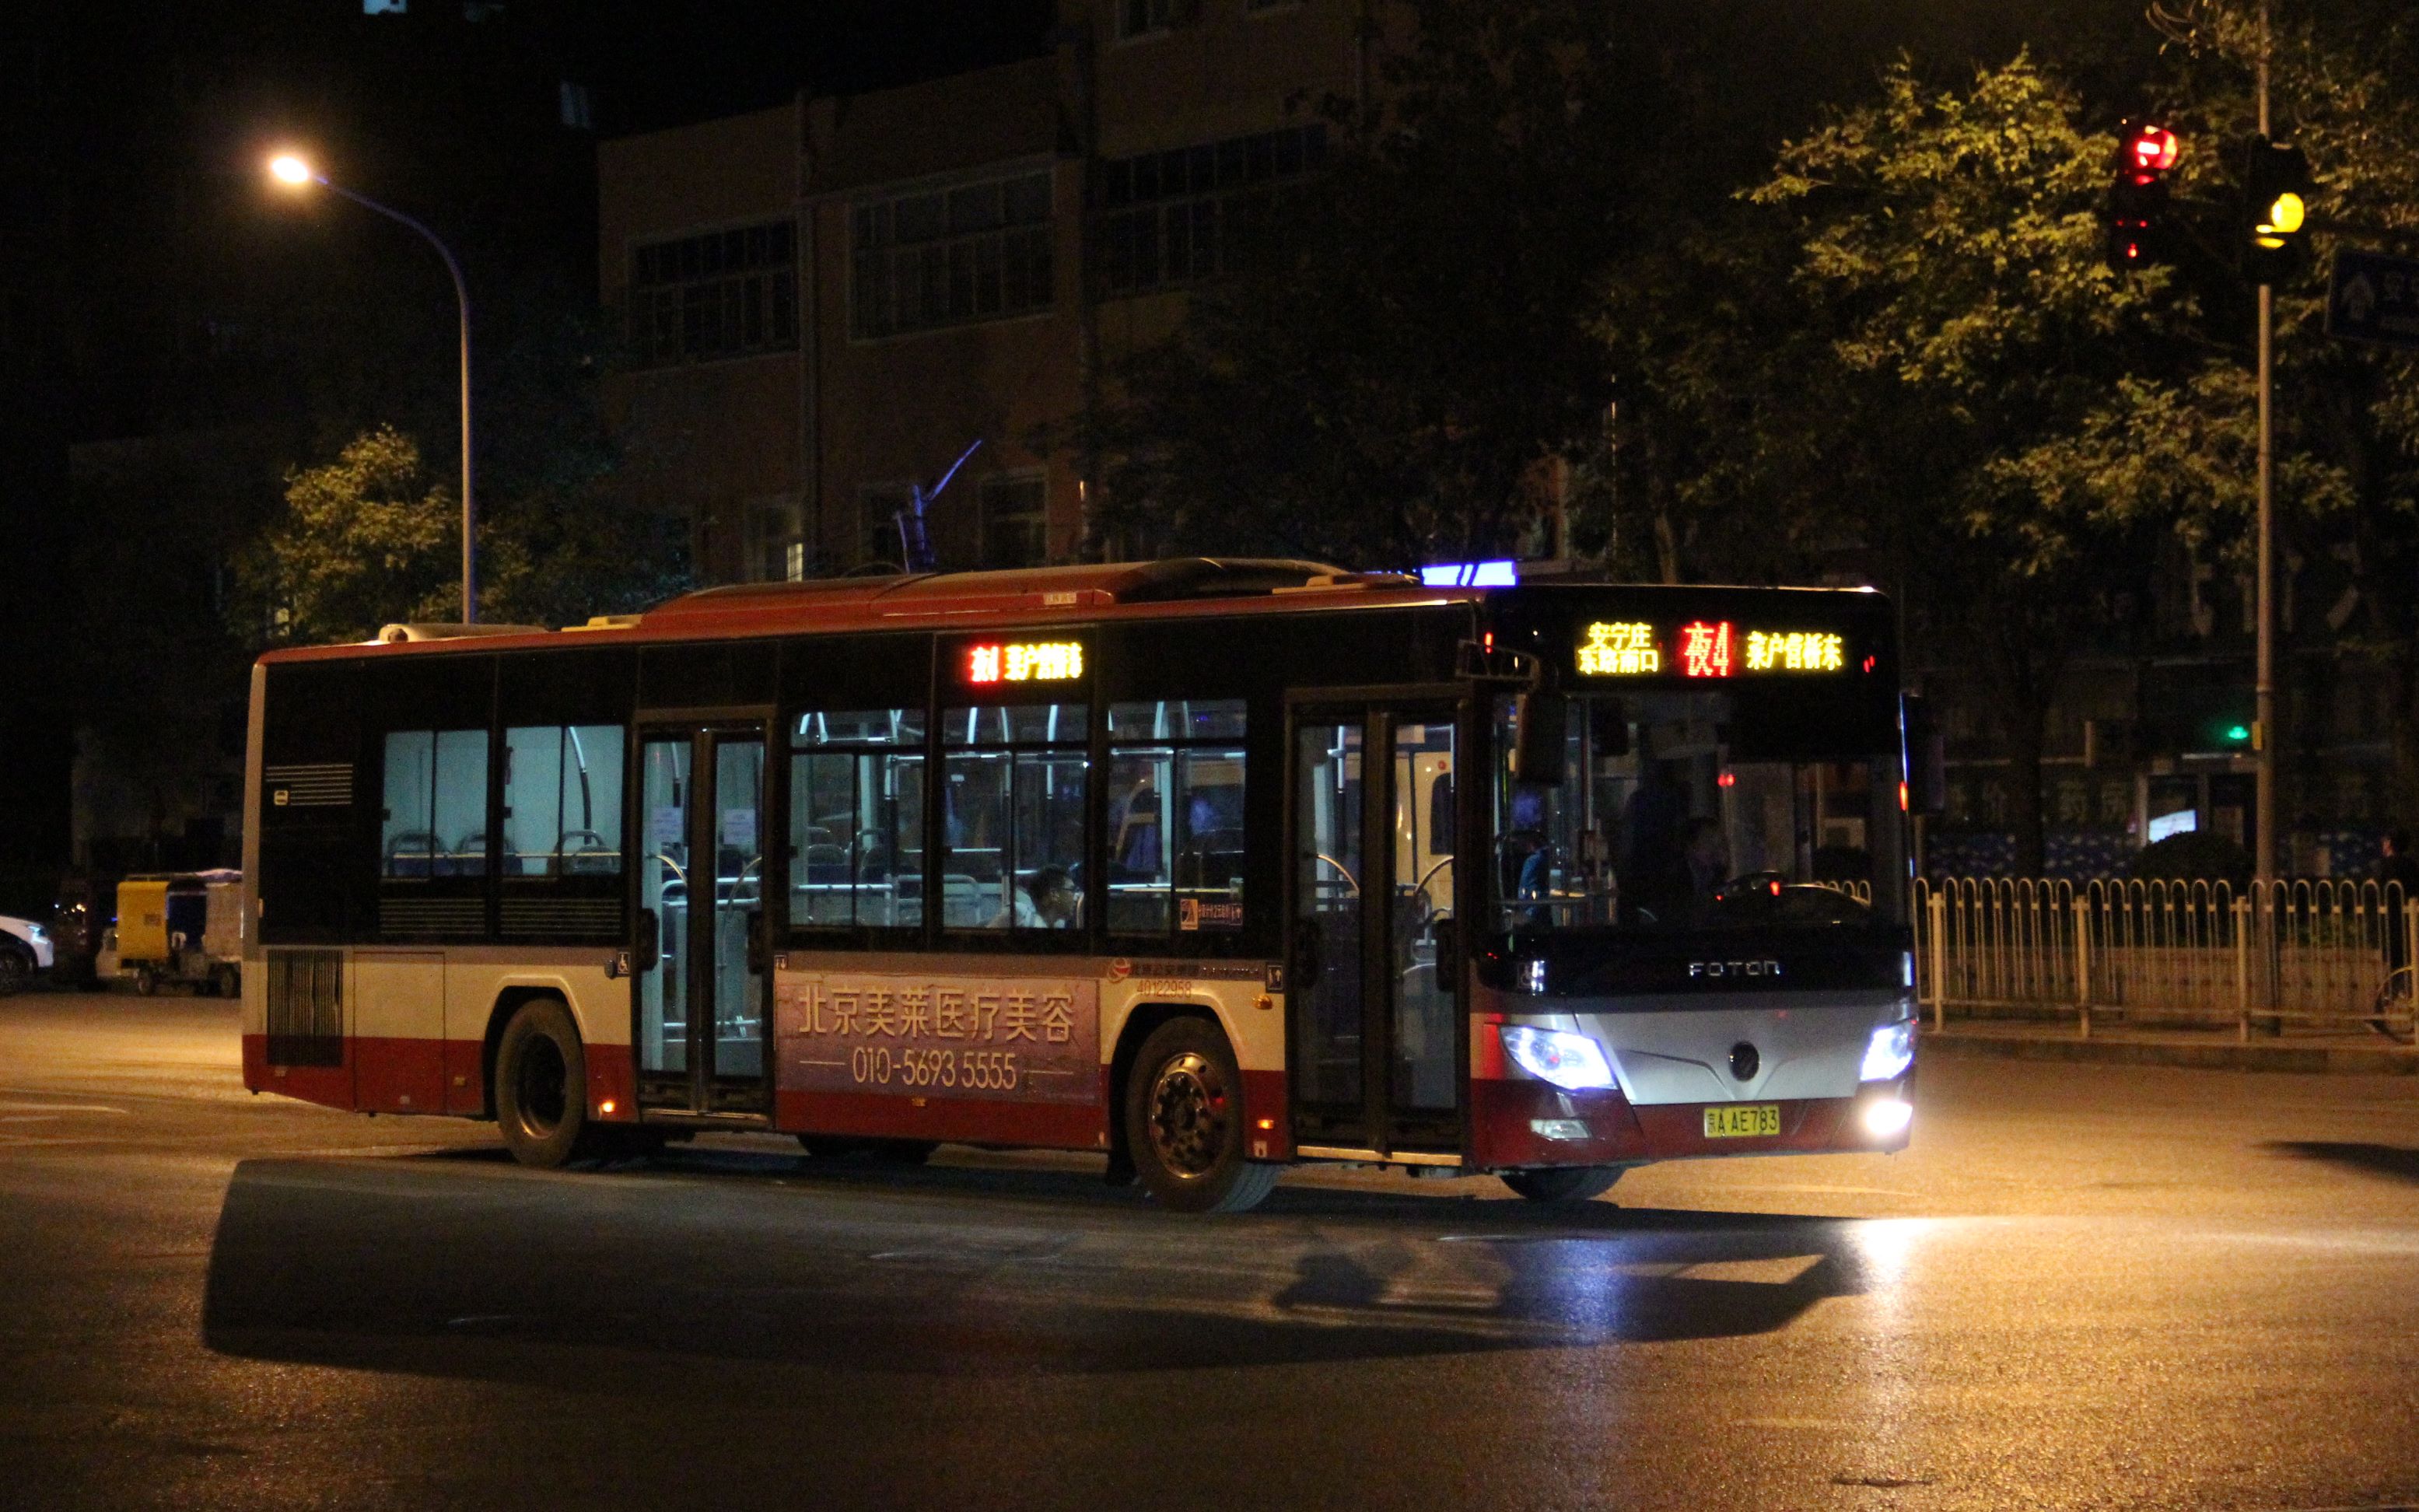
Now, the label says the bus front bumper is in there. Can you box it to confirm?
[1469,1073,1915,1172]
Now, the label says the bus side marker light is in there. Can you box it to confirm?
[1256,1118,1275,1131]
[597,1100,617,1116]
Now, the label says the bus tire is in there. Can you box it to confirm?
[1500,1165,1623,1203]
[212,965,240,999]
[495,998,597,1169]
[0,946,29,996]
[1125,1017,1277,1214]
[133,965,157,996]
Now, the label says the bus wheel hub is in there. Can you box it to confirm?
[1148,1053,1226,1178]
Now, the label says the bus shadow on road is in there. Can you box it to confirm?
[2262,1140,2419,1185]
[201,1153,1894,1391]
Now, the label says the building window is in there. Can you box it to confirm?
[860,485,914,569]
[1097,124,1327,296]
[1117,0,1171,38]
[628,221,797,367]
[851,170,1053,340]
[747,499,806,583]
[979,475,1048,569]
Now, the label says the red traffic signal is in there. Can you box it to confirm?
[2123,121,2179,176]
[2106,117,2182,272]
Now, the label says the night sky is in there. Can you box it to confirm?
[0,0,2151,904]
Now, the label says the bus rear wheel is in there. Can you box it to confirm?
[1125,1017,1277,1214]
[495,998,599,1169]
[1500,1165,1623,1204]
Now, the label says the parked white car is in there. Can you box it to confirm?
[0,913,55,994]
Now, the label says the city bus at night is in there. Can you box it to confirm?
[240,558,1917,1212]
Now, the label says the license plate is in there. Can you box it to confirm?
[1703,1104,1780,1139]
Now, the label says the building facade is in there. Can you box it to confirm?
[598,0,1374,585]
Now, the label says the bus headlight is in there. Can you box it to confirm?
[1500,1026,1617,1091]
[1861,1020,1916,1083]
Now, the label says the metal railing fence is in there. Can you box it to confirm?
[1914,877,2419,1041]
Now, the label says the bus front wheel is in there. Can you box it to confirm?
[495,998,598,1169]
[1500,1165,1623,1203]
[1125,1017,1278,1214]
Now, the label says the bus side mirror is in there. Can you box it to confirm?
[1903,695,1948,817]
[1511,693,1567,786]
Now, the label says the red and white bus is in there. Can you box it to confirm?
[241,558,1917,1212]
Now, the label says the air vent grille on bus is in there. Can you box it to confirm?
[501,898,624,937]
[379,898,486,936]
[264,762,353,807]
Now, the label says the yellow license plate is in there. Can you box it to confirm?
[1703,1104,1780,1139]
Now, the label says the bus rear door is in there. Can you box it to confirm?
[635,722,772,1118]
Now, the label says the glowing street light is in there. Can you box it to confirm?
[265,151,480,623]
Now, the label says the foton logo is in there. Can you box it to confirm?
[1689,959,1782,979]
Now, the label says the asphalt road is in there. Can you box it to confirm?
[2,989,2415,1511]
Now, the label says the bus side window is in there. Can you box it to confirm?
[940,702,1087,933]
[381,729,489,879]
[789,708,924,933]
[503,724,625,877]
[1106,699,1246,942]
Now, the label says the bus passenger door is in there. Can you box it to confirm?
[635,724,770,1118]
[1287,704,1462,1157]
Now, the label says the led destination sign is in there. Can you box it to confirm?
[1575,620,1849,679]
[965,640,1085,685]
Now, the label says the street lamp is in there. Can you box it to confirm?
[267,152,479,624]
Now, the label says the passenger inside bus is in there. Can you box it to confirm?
[992,866,1080,929]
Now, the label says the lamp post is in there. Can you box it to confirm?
[268,153,478,623]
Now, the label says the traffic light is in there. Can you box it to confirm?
[2242,136,2314,284]
[2106,118,2180,272]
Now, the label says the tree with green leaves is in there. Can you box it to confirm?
[1644,55,2216,873]
[2144,1,2419,828]
[232,424,689,646]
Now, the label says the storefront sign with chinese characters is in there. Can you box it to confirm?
[774,968,1101,1104]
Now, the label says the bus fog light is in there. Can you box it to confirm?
[1862,1098,1913,1138]
[1500,1026,1617,1091]
[1529,1118,1591,1142]
[1861,1020,1916,1082]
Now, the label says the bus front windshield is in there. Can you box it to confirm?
[1492,691,1905,933]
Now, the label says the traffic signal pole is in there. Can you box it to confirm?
[2253,0,2275,884]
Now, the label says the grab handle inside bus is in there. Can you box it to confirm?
[1290,916,1325,992]
[1430,916,1459,992]
[635,908,660,972]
